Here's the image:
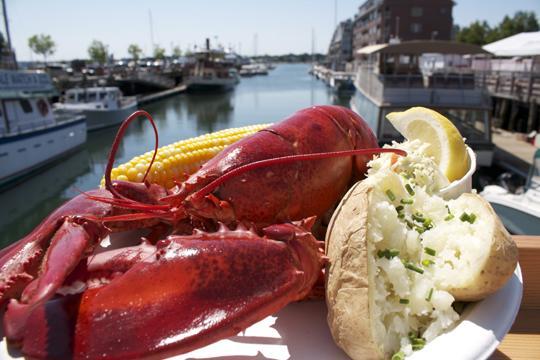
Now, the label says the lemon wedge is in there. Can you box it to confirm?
[386,107,468,182]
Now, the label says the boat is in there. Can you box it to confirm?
[186,39,240,92]
[0,70,86,189]
[239,63,269,77]
[481,149,540,235]
[350,41,494,166]
[328,71,356,95]
[54,87,137,131]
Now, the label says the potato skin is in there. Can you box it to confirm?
[325,182,382,360]
[448,194,518,302]
[324,183,519,358]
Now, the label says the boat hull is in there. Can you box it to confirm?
[0,117,87,189]
[85,102,138,131]
[186,77,237,92]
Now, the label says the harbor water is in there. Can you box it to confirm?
[0,63,350,248]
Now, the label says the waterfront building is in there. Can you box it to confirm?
[327,19,354,71]
[352,0,454,52]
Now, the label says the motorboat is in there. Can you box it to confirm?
[54,87,137,131]
[0,70,86,188]
[351,40,495,166]
[481,149,540,235]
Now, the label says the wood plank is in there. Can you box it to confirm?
[515,236,540,309]
[492,233,540,360]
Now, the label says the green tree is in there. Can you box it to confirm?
[153,45,166,59]
[28,34,56,64]
[127,44,142,61]
[88,40,108,65]
[172,45,182,58]
[456,21,491,46]
[457,11,539,45]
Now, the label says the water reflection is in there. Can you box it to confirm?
[0,149,90,247]
[186,93,234,133]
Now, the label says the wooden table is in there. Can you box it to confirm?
[492,236,540,359]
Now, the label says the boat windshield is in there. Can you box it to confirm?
[526,149,540,191]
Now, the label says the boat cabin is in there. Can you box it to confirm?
[63,87,123,110]
[353,41,494,165]
[0,71,57,136]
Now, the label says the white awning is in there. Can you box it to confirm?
[483,31,540,57]
[357,44,388,55]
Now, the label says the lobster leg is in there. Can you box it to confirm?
[15,221,325,360]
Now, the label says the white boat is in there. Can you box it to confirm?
[351,41,495,166]
[0,70,87,188]
[239,63,269,77]
[186,39,239,92]
[481,149,540,235]
[54,87,137,131]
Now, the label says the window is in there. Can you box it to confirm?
[411,23,423,33]
[19,99,33,113]
[411,7,423,17]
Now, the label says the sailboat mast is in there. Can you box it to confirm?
[1,0,16,69]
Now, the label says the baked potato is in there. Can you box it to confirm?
[325,168,517,359]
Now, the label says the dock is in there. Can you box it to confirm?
[492,129,537,177]
[137,84,187,106]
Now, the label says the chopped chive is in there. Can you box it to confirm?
[378,248,400,259]
[405,183,415,196]
[423,218,433,230]
[424,247,436,256]
[388,249,400,258]
[404,262,424,274]
[415,226,426,234]
[391,351,405,360]
[400,198,414,204]
[444,213,454,221]
[398,213,405,219]
[422,259,435,267]
[412,213,425,223]
[405,220,414,229]
[426,288,434,301]
[460,212,477,224]
[386,189,396,201]
[395,205,404,212]
[445,205,452,214]
[412,343,425,351]
[399,298,409,304]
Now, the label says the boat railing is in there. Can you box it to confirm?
[356,66,491,107]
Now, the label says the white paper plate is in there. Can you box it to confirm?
[0,265,522,359]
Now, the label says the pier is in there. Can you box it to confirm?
[137,84,187,106]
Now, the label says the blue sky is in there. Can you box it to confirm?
[4,0,540,61]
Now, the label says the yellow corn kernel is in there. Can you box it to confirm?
[101,123,271,188]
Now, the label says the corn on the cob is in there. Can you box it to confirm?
[102,124,270,189]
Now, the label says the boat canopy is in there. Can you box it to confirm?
[0,70,56,98]
[357,41,491,56]
[483,31,540,57]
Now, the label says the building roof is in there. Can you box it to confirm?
[483,31,540,57]
[357,41,490,55]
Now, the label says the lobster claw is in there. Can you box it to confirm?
[14,221,324,360]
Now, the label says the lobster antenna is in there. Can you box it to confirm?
[190,148,407,201]
[105,110,159,200]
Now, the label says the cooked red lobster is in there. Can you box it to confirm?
[0,105,403,359]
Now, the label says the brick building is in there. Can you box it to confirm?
[352,0,454,50]
[327,19,354,71]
